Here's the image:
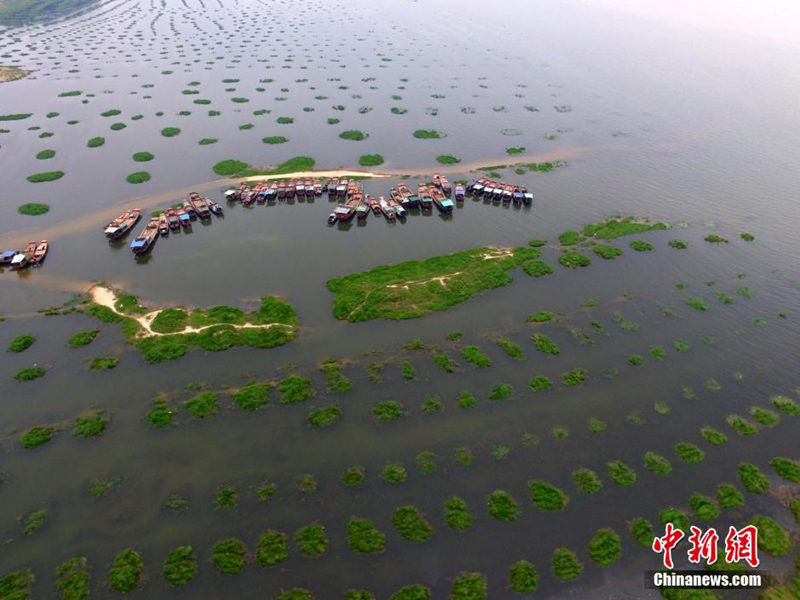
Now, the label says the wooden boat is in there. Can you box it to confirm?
[266,184,278,201]
[333,189,362,222]
[104,208,141,240]
[455,184,465,201]
[182,200,197,219]
[256,184,268,203]
[465,180,477,194]
[472,178,486,196]
[1,250,18,265]
[326,179,337,195]
[512,187,524,205]
[305,178,315,197]
[417,184,433,209]
[189,192,212,218]
[501,184,513,203]
[327,211,337,224]
[356,195,370,219]
[390,188,405,207]
[208,200,223,215]
[176,208,191,228]
[158,214,170,236]
[31,240,48,264]
[294,179,304,196]
[439,174,452,195]
[130,218,159,254]
[166,208,180,230]
[224,189,237,202]
[336,178,348,197]
[387,194,406,218]
[430,187,454,212]
[313,181,323,195]
[277,182,286,199]
[523,191,533,205]
[11,241,37,269]
[378,196,396,220]
[369,195,381,215]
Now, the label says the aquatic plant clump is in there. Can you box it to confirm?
[674,442,705,464]
[18,203,50,215]
[392,505,433,542]
[339,129,367,141]
[147,398,176,428]
[212,538,247,574]
[509,560,538,592]
[278,375,314,404]
[738,463,770,494]
[593,244,623,259]
[161,127,181,137]
[8,334,36,352]
[295,524,329,556]
[531,333,560,355]
[643,451,672,475]
[558,251,591,269]
[717,483,744,508]
[689,494,720,521]
[109,548,143,591]
[163,546,196,586]
[552,548,582,580]
[413,129,445,139]
[587,528,621,566]
[347,518,386,553]
[770,457,800,482]
[573,468,602,494]
[382,463,408,483]
[436,155,461,164]
[521,260,554,277]
[73,410,107,437]
[359,154,384,166]
[56,557,90,600]
[529,480,569,510]
[749,516,791,556]
[390,585,431,600]
[607,461,637,486]
[125,171,151,184]
[256,530,288,566]
[444,496,473,531]
[497,338,525,360]
[450,572,487,600]
[20,425,56,448]
[27,170,65,183]
[629,518,654,547]
[561,368,588,386]
[374,400,406,421]
[307,404,342,427]
[184,391,217,418]
[583,216,668,239]
[232,382,271,411]
[89,357,118,370]
[487,490,519,521]
[461,345,491,367]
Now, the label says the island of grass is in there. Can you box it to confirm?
[413,129,445,139]
[327,246,541,322]
[85,286,298,362]
[27,170,64,183]
[126,171,151,184]
[436,155,461,164]
[18,202,50,215]
[359,154,384,167]
[212,155,315,177]
[583,215,668,239]
[339,129,367,141]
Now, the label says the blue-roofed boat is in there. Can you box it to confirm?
[130,218,159,254]
[430,187,454,213]
[1,250,18,264]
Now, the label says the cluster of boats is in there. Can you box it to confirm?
[103,192,223,255]
[0,240,49,270]
[467,177,534,205]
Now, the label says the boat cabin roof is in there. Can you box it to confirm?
[1,250,16,259]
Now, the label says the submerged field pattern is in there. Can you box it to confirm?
[1,0,800,598]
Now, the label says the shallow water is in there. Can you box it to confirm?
[1,0,800,598]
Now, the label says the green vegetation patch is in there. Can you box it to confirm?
[20,425,56,448]
[256,530,288,566]
[161,127,181,137]
[528,310,554,322]
[587,528,621,566]
[382,463,408,483]
[660,508,690,531]
[689,494,720,521]
[8,334,36,352]
[593,244,623,259]
[184,391,217,418]
[727,414,758,436]
[295,523,329,556]
[212,538,246,574]
[668,239,688,249]
[392,505,433,542]
[216,486,237,508]
[342,466,365,486]
[18,203,50,215]
[1,569,33,600]
[73,410,106,437]
[436,154,461,164]
[497,338,525,360]
[529,480,569,510]
[629,518,654,548]
[23,508,48,535]
[109,548,143,591]
[308,404,342,427]
[390,585,431,600]
[771,395,800,415]
[509,560,538,592]
[717,483,744,509]
[489,383,514,400]
[147,398,176,428]
[751,406,780,427]
[460,345,491,367]
[552,548,582,580]
[704,234,728,244]
[583,216,668,239]
[771,457,800,482]
[27,170,64,183]
[684,297,710,311]
[573,468,602,494]
[35,149,55,160]
[607,461,636,486]
[320,358,352,392]
[359,154,384,166]
[56,557,90,600]
[739,462,770,494]
[232,382,271,410]
[521,260,554,277]
[263,136,288,144]
[558,230,584,245]
[89,357,118,370]
[558,251,591,268]
[163,546,196,586]
[531,332,560,355]
[630,240,654,251]
[0,113,32,121]
[700,426,728,445]
[643,451,672,475]
[374,399,406,421]
[561,368,588,386]
[750,516,791,556]
[339,129,367,141]
[444,496,473,531]
[87,136,105,148]
[450,572,487,600]
[199,138,218,145]
[487,490,519,521]
[68,330,99,348]
[132,151,154,162]
[125,171,151,184]
[413,129,445,139]
[674,442,705,464]
[14,366,45,381]
[347,518,386,553]
[278,375,313,404]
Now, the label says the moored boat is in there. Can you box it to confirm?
[387,194,406,218]
[182,200,197,219]
[130,218,159,254]
[369,195,381,215]
[1,250,18,265]
[305,178,315,197]
[177,208,191,228]
[439,174,452,195]
[313,181,323,195]
[166,208,180,230]
[327,212,337,224]
[430,187,454,213]
[356,195,369,219]
[208,200,223,215]
[224,189,237,202]
[31,240,48,264]
[336,178,348,197]
[189,192,212,218]
[379,196,396,220]
[104,208,141,240]
[158,214,170,236]
[417,184,433,210]
[12,241,37,269]
[523,191,534,204]
[455,184,465,201]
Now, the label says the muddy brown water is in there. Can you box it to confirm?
[1,0,800,598]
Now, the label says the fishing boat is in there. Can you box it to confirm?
[472,179,486,196]
[158,214,170,236]
[294,179,304,196]
[1,250,18,265]
[277,182,286,199]
[439,174,452,195]
[166,208,180,230]
[417,184,433,210]
[396,183,419,208]
[523,191,533,205]
[430,187,454,213]
[327,212,337,224]
[256,184,268,203]
[130,218,159,254]
[305,178,315,197]
[176,208,191,228]
[356,195,370,219]
[313,181,323,195]
[455,185,465,201]
[12,241,37,269]
[189,192,212,218]
[336,178,348,197]
[326,179,337,195]
[208,200,223,215]
[369,195,381,215]
[30,240,48,264]
[465,180,477,194]
[266,184,278,201]
[387,194,406,218]
[182,200,197,219]
[501,184,513,203]
[390,188,405,207]
[224,189,237,202]
[379,196,396,220]
[103,208,141,240]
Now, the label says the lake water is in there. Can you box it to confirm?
[1,0,799,598]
